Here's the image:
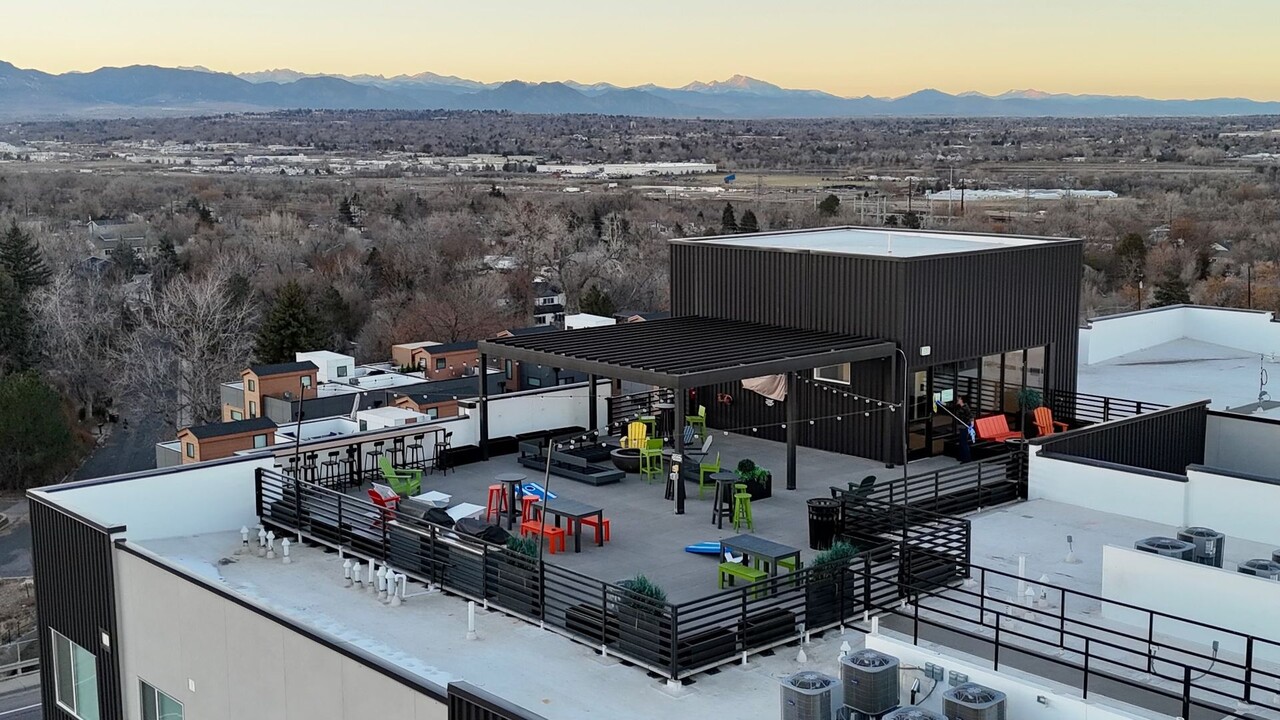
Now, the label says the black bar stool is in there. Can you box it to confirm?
[434,432,453,475]
[321,451,340,487]
[364,441,385,482]
[391,436,406,466]
[301,452,319,483]
[407,433,426,469]
[341,447,358,489]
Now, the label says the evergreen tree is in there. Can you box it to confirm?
[0,271,33,373]
[338,197,356,226]
[738,210,760,234]
[316,284,360,351]
[254,280,326,363]
[721,203,738,234]
[591,206,605,239]
[901,211,922,229]
[0,222,50,295]
[108,241,141,279]
[580,285,616,318]
[1151,274,1192,308]
[0,371,79,489]
[1114,232,1147,284]
[817,194,841,217]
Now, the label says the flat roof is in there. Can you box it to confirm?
[480,315,894,389]
[181,416,277,440]
[1078,338,1258,411]
[247,360,317,377]
[688,227,1059,258]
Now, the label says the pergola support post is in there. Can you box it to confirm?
[588,374,599,433]
[786,372,797,491]
[479,352,490,461]
[674,389,686,515]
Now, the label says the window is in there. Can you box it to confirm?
[425,407,439,420]
[358,420,368,432]
[435,358,446,371]
[140,679,183,720]
[52,630,99,720]
[230,410,243,421]
[814,364,851,385]
[252,434,267,449]
[184,443,195,459]
[247,378,256,392]
[527,376,542,387]
[301,375,312,389]
[336,365,349,378]
[248,401,256,418]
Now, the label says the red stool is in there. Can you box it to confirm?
[575,516,611,543]
[485,484,507,523]
[521,494,538,520]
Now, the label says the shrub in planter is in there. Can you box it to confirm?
[804,541,860,629]
[486,536,542,617]
[735,458,772,500]
[616,574,673,667]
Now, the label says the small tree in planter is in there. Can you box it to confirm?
[486,535,542,617]
[1017,388,1043,435]
[735,459,772,500]
[615,574,672,667]
[804,541,860,629]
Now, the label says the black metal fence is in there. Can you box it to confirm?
[605,389,669,432]
[938,375,1166,427]
[892,555,1280,720]
[1033,401,1208,476]
[855,447,1027,515]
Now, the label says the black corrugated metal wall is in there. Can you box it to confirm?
[31,498,123,720]
[1034,402,1208,475]
[702,357,896,463]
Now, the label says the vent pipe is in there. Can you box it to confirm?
[343,559,353,587]
[257,527,267,557]
[265,531,276,560]
[238,526,250,555]
[281,538,291,564]
[351,561,363,589]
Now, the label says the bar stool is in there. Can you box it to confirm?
[343,446,360,488]
[391,436,406,466]
[434,432,453,475]
[364,441,385,481]
[285,455,301,479]
[521,494,538,520]
[321,451,341,486]
[710,474,736,528]
[301,452,319,482]
[638,415,657,436]
[485,484,508,523]
[732,486,754,532]
[406,433,426,469]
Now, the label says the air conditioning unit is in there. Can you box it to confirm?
[1238,559,1280,580]
[1272,549,1280,565]
[883,708,945,720]
[840,649,900,716]
[944,682,1008,720]
[780,671,836,720]
[1134,536,1194,560]
[1177,527,1226,568]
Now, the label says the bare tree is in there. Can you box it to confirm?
[113,268,257,431]
[30,269,128,419]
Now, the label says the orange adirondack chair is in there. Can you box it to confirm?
[1034,406,1068,436]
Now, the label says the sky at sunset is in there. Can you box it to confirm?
[7,0,1279,100]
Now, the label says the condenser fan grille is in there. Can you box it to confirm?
[787,672,834,690]
[847,650,893,667]
[951,687,999,704]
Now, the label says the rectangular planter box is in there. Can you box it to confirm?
[805,571,862,629]
[742,607,798,648]
[485,554,541,617]
[565,603,618,645]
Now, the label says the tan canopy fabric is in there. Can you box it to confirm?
[742,375,787,402]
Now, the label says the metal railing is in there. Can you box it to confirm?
[893,555,1280,720]
[851,447,1027,515]
[271,424,448,490]
[0,639,38,679]
[605,390,669,432]
[937,375,1166,427]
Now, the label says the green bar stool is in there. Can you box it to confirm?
[732,490,754,532]
[639,438,664,484]
[638,415,657,435]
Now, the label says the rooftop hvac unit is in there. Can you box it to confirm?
[1272,549,1280,565]
[1134,536,1194,560]
[780,671,836,720]
[840,649,900,716]
[1177,527,1226,568]
[1238,559,1280,580]
[883,708,945,720]
[943,682,1008,720]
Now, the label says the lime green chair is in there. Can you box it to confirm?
[685,405,707,440]
[697,452,721,499]
[378,456,422,497]
[639,438,664,484]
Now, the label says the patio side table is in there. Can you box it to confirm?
[709,471,737,528]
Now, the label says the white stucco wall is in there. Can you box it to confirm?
[1080,306,1280,365]
[1185,467,1280,547]
[1100,546,1280,664]
[115,548,448,720]
[864,634,1146,719]
[1203,413,1280,479]
[1027,449,1187,526]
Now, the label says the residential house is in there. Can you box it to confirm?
[87,217,159,257]
[531,281,565,327]
[235,361,319,420]
[175,416,277,464]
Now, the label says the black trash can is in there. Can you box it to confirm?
[807,498,840,550]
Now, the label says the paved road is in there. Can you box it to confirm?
[0,501,30,579]
[75,412,166,481]
[0,686,40,719]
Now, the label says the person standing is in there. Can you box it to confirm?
[951,395,975,463]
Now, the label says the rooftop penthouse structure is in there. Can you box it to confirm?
[32,228,1278,720]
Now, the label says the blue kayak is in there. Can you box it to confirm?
[684,541,721,555]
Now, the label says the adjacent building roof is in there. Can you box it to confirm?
[420,340,478,354]
[180,416,277,440]
[500,326,559,337]
[246,361,318,377]
[684,226,1067,259]
[479,315,894,388]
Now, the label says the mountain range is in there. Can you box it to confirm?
[3,61,1279,120]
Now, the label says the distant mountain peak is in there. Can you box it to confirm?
[996,88,1058,100]
[680,74,785,95]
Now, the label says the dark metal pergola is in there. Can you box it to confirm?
[477,316,895,513]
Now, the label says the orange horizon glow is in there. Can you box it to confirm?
[6,0,1279,101]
